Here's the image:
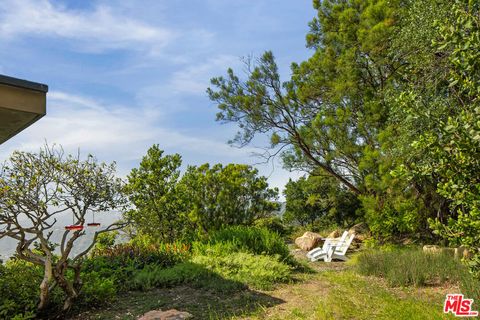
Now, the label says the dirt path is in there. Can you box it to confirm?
[242,259,347,320]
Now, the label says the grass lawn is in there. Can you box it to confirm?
[70,255,456,320]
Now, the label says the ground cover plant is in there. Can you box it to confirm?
[128,226,295,292]
[192,252,291,290]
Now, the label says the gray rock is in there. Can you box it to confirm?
[138,309,193,320]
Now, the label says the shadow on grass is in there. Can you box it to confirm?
[68,262,286,320]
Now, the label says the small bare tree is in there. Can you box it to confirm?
[0,145,127,311]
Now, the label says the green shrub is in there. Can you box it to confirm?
[91,242,190,268]
[130,262,245,292]
[192,252,291,290]
[194,226,294,265]
[85,242,190,290]
[93,231,118,250]
[355,248,475,289]
[0,259,53,319]
[254,217,287,236]
[79,272,117,305]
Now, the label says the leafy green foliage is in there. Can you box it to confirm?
[193,226,292,264]
[192,252,291,290]
[126,146,278,240]
[130,262,245,293]
[179,163,279,235]
[424,1,480,258]
[253,217,288,236]
[86,242,190,290]
[0,261,43,319]
[383,0,480,254]
[283,174,361,228]
[79,272,117,306]
[93,231,118,251]
[126,144,187,241]
[361,192,426,240]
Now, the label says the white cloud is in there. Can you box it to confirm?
[169,54,239,95]
[0,0,174,52]
[134,54,240,113]
[0,91,255,176]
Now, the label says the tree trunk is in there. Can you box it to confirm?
[54,264,79,311]
[38,257,53,310]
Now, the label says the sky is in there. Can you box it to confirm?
[0,0,314,196]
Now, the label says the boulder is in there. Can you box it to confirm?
[327,230,340,239]
[295,231,322,251]
[138,309,193,320]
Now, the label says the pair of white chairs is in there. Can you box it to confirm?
[306,231,355,262]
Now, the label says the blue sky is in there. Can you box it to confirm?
[0,0,314,195]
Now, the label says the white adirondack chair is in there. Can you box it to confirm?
[306,231,348,262]
[324,232,355,262]
[307,231,355,262]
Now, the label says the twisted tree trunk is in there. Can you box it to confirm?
[38,257,53,310]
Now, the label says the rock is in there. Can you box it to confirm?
[295,231,322,251]
[138,309,193,320]
[423,245,442,254]
[327,230,340,239]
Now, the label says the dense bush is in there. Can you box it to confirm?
[355,249,479,301]
[0,259,68,319]
[0,260,43,319]
[131,262,206,290]
[194,226,292,264]
[126,145,279,242]
[254,217,288,236]
[91,242,190,267]
[78,272,117,306]
[85,242,190,290]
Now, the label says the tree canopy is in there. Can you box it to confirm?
[209,0,480,255]
[0,145,126,311]
[126,145,278,241]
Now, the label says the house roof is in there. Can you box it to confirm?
[0,74,48,145]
